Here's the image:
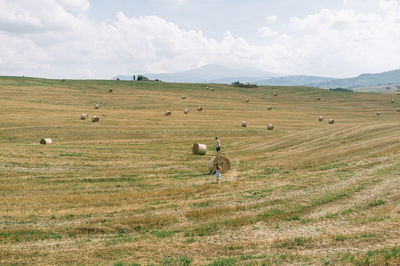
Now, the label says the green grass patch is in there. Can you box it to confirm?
[367,199,386,207]
[209,257,236,266]
[151,230,179,239]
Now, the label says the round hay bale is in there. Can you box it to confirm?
[319,116,324,121]
[197,106,203,111]
[267,123,274,130]
[208,156,231,174]
[192,143,207,155]
[184,109,189,114]
[109,89,113,93]
[376,112,381,116]
[245,98,249,102]
[95,104,100,109]
[267,106,272,110]
[116,78,120,81]
[391,99,395,103]
[91,116,100,122]
[329,119,335,124]
[81,114,88,120]
[210,87,215,91]
[397,108,400,112]
[273,93,278,97]
[317,97,321,100]
[40,138,52,145]
[182,95,186,99]
[165,110,171,116]
[242,121,247,127]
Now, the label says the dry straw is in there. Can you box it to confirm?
[192,143,207,155]
[242,121,247,127]
[267,123,274,130]
[91,116,100,122]
[197,106,203,111]
[319,116,324,121]
[81,114,88,120]
[208,156,231,174]
[329,119,335,124]
[40,138,52,145]
[165,110,171,116]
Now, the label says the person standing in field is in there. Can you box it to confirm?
[211,163,222,189]
[215,136,221,156]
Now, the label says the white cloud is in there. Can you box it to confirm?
[1,0,400,78]
[257,26,278,38]
[267,15,277,22]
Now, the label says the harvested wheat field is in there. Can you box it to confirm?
[1,76,400,265]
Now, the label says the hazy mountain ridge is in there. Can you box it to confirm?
[255,75,335,86]
[113,64,400,91]
[114,64,279,83]
[313,69,400,88]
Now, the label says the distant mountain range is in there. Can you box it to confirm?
[113,64,400,91]
[113,64,279,83]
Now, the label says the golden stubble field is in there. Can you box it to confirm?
[0,76,399,265]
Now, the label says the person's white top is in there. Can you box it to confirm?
[216,139,221,147]
[216,169,221,179]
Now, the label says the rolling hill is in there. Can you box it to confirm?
[114,65,400,92]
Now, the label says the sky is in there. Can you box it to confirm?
[0,0,400,79]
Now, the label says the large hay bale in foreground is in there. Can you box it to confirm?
[40,138,52,145]
[165,110,171,116]
[267,123,274,130]
[242,121,247,127]
[95,104,100,109]
[267,106,272,110]
[81,114,88,120]
[329,119,335,124]
[208,156,231,174]
[184,109,189,114]
[192,143,207,155]
[91,116,100,122]
[319,116,324,121]
[197,106,203,111]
